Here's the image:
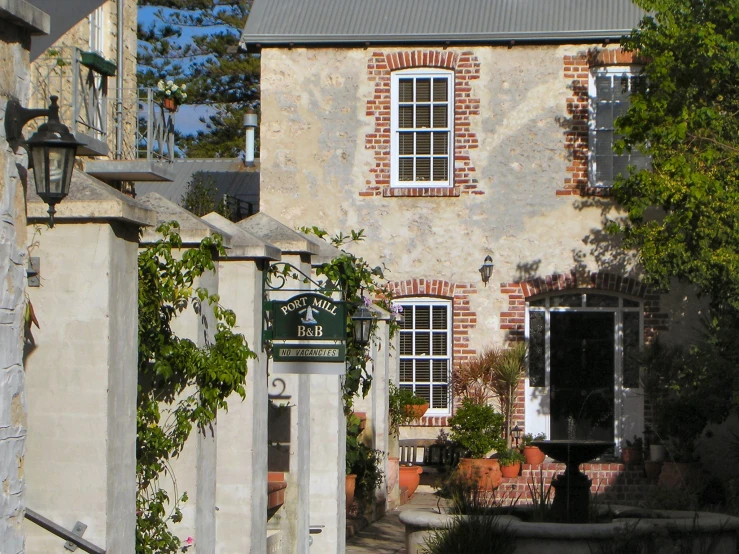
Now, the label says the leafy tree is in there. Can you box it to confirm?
[137,0,259,158]
[180,171,235,220]
[611,0,739,309]
[136,222,256,553]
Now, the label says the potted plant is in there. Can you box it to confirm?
[498,447,525,478]
[346,414,384,511]
[522,432,547,466]
[621,435,644,466]
[490,343,527,447]
[389,382,429,435]
[449,399,506,490]
[452,346,501,405]
[156,79,188,111]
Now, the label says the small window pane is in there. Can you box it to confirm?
[433,105,447,128]
[416,158,431,181]
[433,385,448,409]
[623,312,641,388]
[433,158,448,181]
[433,360,448,382]
[529,298,546,307]
[399,106,413,128]
[416,359,431,382]
[415,385,431,403]
[416,106,431,128]
[433,306,448,329]
[416,79,431,102]
[432,333,447,355]
[399,158,413,181]
[399,133,414,155]
[529,312,545,386]
[416,306,430,329]
[416,133,431,155]
[398,79,414,102]
[550,294,582,307]
[400,332,412,355]
[400,360,414,381]
[596,75,613,98]
[433,133,448,155]
[399,305,413,328]
[433,78,448,102]
[587,294,619,307]
[623,298,639,307]
[415,332,430,355]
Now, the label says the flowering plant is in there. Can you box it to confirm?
[156,79,187,104]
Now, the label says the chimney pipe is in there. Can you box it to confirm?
[243,109,258,167]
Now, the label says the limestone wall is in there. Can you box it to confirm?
[0,4,48,551]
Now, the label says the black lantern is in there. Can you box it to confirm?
[351,305,374,347]
[479,254,494,286]
[511,424,522,448]
[5,96,81,227]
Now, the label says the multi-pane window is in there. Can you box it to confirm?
[391,70,453,187]
[396,299,452,413]
[89,7,104,54]
[589,66,649,187]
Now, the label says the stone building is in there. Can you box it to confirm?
[239,0,704,458]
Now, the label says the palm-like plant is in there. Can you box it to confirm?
[453,347,502,405]
[491,342,528,447]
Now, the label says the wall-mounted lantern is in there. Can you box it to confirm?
[5,95,81,227]
[511,424,522,448]
[479,254,494,286]
[351,305,374,347]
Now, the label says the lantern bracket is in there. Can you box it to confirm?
[4,97,53,154]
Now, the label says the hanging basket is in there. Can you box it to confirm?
[162,97,178,112]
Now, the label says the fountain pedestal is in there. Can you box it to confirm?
[532,440,611,523]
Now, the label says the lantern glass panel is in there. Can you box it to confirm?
[31,146,48,196]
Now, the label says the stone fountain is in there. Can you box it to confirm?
[531,439,611,523]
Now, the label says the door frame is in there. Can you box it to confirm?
[524,291,643,453]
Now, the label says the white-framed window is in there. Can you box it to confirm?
[89,6,104,54]
[391,69,454,187]
[395,298,452,414]
[589,66,649,187]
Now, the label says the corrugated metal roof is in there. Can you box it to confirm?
[134,158,260,216]
[240,0,645,47]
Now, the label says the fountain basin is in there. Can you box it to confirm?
[400,506,739,554]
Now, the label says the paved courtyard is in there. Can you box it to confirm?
[346,489,441,554]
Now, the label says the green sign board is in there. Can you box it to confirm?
[273,343,346,363]
[271,293,346,341]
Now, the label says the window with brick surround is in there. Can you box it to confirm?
[589,66,649,187]
[391,69,454,187]
[396,298,452,414]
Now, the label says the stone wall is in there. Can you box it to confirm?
[0,3,48,552]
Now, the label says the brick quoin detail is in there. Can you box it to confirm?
[362,50,482,198]
[501,270,667,435]
[559,48,643,197]
[389,278,480,427]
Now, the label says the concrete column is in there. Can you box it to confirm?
[0,5,49,552]
[24,174,154,552]
[201,213,281,554]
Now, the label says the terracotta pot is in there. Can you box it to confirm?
[399,465,423,498]
[659,461,701,490]
[644,460,663,481]
[345,473,357,507]
[621,447,643,466]
[402,403,429,420]
[523,445,546,466]
[500,462,521,478]
[457,458,502,490]
[162,97,177,111]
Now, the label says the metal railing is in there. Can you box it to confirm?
[25,508,106,554]
[30,45,176,163]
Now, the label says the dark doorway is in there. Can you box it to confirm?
[550,312,614,442]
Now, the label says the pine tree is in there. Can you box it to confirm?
[137,0,259,158]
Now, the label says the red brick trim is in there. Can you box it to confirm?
[364,50,481,197]
[560,48,645,197]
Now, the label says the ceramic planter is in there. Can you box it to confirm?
[523,445,546,466]
[500,462,521,478]
[650,444,666,462]
[345,473,357,507]
[457,458,502,490]
[621,446,643,466]
[162,97,178,112]
[644,460,663,481]
[399,465,423,498]
[659,461,700,489]
[402,402,429,420]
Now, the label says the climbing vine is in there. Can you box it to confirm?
[136,222,256,554]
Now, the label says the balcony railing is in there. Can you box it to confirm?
[30,46,176,163]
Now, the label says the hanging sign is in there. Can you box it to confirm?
[271,293,346,342]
